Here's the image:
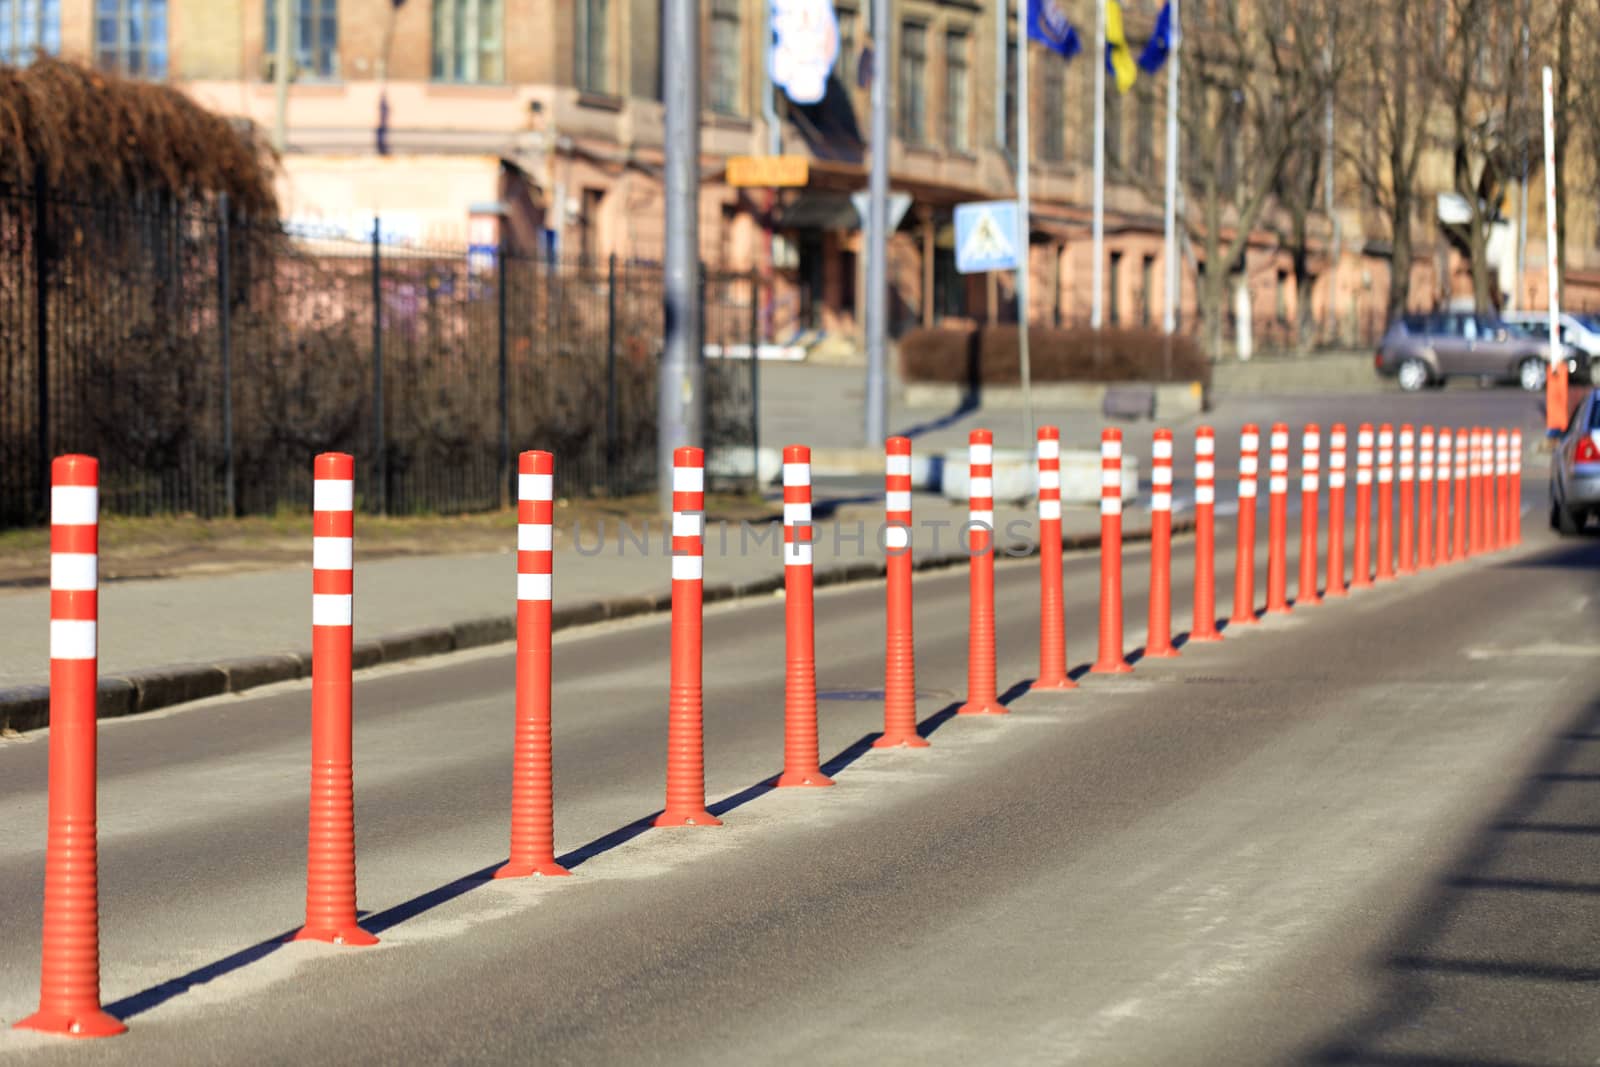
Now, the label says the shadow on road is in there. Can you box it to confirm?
[1303,696,1600,1066]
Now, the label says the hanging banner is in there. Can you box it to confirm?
[770,0,840,106]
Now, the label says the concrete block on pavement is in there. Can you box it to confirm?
[552,602,606,629]
[0,685,48,733]
[351,641,386,670]
[451,616,515,650]
[940,448,1138,505]
[705,446,783,486]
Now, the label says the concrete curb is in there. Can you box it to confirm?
[0,519,1191,734]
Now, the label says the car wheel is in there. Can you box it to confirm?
[1427,374,1448,390]
[1519,357,1546,392]
[1551,497,1562,531]
[1397,358,1430,392]
[1558,502,1582,536]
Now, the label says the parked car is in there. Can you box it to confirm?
[1550,387,1600,536]
[1375,312,1587,392]
[1502,311,1599,384]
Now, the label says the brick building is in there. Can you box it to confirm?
[5,0,1597,355]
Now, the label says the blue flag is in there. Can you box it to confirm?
[1026,0,1082,61]
[1137,1,1174,74]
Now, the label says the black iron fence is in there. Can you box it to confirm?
[0,185,760,527]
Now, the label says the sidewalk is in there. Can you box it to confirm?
[0,490,1168,728]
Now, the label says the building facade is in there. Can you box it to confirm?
[6,0,1597,355]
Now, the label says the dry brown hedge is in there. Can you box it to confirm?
[0,57,276,214]
[900,326,1210,387]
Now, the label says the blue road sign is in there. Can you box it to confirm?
[954,200,1020,274]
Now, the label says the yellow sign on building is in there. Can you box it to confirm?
[726,155,810,188]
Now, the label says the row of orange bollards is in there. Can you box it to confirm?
[18,420,1527,1036]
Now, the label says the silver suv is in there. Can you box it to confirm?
[1375,312,1586,392]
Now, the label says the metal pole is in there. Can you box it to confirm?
[371,216,386,514]
[1542,65,1568,434]
[1091,0,1106,330]
[1515,5,1530,310]
[1162,0,1181,337]
[218,192,236,517]
[497,223,510,508]
[606,253,618,490]
[273,0,291,153]
[761,0,782,156]
[1015,3,1034,444]
[659,0,703,511]
[1323,32,1340,346]
[864,0,891,446]
[749,272,761,493]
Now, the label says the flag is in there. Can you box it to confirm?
[1026,0,1083,61]
[1137,1,1174,74]
[1105,0,1138,93]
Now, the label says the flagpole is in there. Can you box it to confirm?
[1016,3,1034,443]
[1091,0,1106,330]
[1162,0,1180,337]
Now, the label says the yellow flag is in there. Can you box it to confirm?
[1105,0,1138,94]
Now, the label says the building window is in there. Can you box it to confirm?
[1109,251,1123,325]
[94,0,166,78]
[944,29,969,152]
[898,20,927,145]
[264,0,338,81]
[708,0,741,114]
[1040,46,1064,161]
[575,0,608,93]
[1003,36,1017,152]
[1105,82,1123,171]
[1134,84,1155,178]
[2,0,60,65]
[1141,255,1155,326]
[432,0,503,84]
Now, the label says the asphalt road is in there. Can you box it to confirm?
[3,460,1597,1064]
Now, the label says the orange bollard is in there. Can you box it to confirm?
[1398,425,1416,574]
[1467,428,1483,557]
[294,453,377,946]
[876,437,929,748]
[1352,424,1374,588]
[1265,423,1292,614]
[1298,424,1322,607]
[1376,424,1396,580]
[1092,428,1134,672]
[1326,424,1348,597]
[1453,427,1469,561]
[1145,429,1180,657]
[1034,427,1077,688]
[1190,426,1224,640]
[1230,425,1262,624]
[1491,428,1504,556]
[959,429,1008,712]
[656,446,721,826]
[496,451,570,880]
[1436,429,1453,563]
[1419,427,1436,570]
[15,455,126,1040]
[1511,429,1524,546]
[777,446,832,787]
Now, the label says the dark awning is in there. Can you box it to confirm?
[773,191,859,231]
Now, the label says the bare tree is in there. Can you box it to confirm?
[1342,0,1443,322]
[1429,0,1539,312]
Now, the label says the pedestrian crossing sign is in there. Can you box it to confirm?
[954,200,1020,274]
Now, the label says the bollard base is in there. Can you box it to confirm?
[958,701,1009,715]
[1298,593,1322,607]
[14,1008,128,1039]
[1143,646,1181,659]
[1090,660,1135,675]
[1266,603,1293,615]
[1189,628,1224,643]
[1031,676,1078,691]
[654,809,723,827]
[873,732,931,749]
[292,923,379,947]
[493,860,572,880]
[776,769,835,788]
